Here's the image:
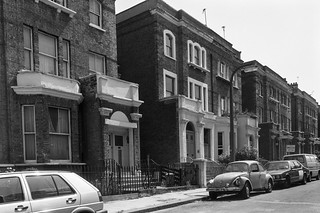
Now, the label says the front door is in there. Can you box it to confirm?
[186,130,195,159]
[113,134,129,167]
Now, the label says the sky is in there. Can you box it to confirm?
[115,0,320,103]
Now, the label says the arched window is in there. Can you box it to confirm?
[163,30,176,59]
[187,40,207,69]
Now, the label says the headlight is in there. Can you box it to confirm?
[233,177,240,187]
[208,179,214,184]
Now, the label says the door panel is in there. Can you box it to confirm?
[186,131,195,159]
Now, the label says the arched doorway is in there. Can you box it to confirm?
[186,122,196,159]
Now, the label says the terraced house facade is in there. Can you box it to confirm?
[116,0,260,186]
[0,0,143,168]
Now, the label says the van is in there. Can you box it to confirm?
[283,154,320,182]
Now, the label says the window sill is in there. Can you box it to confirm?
[35,0,76,18]
[89,23,106,32]
[216,74,230,82]
[164,54,176,61]
[188,62,209,73]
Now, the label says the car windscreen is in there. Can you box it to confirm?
[265,162,289,170]
[283,156,305,163]
[225,163,248,172]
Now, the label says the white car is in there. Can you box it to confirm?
[0,170,107,213]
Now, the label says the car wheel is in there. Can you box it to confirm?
[301,173,307,185]
[316,172,320,180]
[240,182,250,199]
[209,192,217,200]
[265,180,273,193]
[284,176,291,188]
[307,173,312,182]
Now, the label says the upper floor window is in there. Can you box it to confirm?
[163,30,176,59]
[62,40,70,78]
[23,26,33,71]
[39,32,58,75]
[217,61,229,80]
[163,69,177,97]
[51,0,66,6]
[232,73,239,88]
[187,40,207,70]
[35,0,76,18]
[89,0,102,27]
[188,77,208,111]
[89,52,105,74]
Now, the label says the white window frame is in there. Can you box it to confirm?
[22,105,37,163]
[23,25,33,71]
[232,72,239,88]
[89,52,105,74]
[38,32,58,75]
[218,61,230,80]
[163,69,177,97]
[49,107,71,162]
[187,40,207,70]
[163,30,176,60]
[188,77,208,111]
[89,0,103,29]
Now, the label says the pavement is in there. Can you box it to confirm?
[103,187,208,213]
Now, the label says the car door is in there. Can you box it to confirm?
[24,174,81,213]
[0,175,31,213]
[288,161,298,183]
[249,163,262,189]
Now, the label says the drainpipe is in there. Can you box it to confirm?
[210,54,214,112]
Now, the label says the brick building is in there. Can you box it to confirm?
[242,61,293,160]
[291,83,319,155]
[117,0,259,185]
[0,0,142,167]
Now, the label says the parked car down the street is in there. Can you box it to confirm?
[206,160,273,200]
[0,170,107,213]
[265,160,308,188]
[283,154,320,181]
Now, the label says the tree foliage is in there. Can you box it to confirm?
[235,146,258,161]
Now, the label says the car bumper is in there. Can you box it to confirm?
[272,177,286,185]
[207,187,241,193]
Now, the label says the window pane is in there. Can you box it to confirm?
[24,50,31,70]
[0,177,24,203]
[39,55,55,74]
[49,108,59,133]
[89,13,99,26]
[90,0,100,14]
[59,109,69,133]
[195,85,201,100]
[26,176,57,199]
[25,134,36,160]
[194,47,200,65]
[23,27,31,48]
[95,55,103,73]
[50,135,69,160]
[89,53,104,74]
[165,75,174,96]
[52,176,74,195]
[62,41,68,60]
[24,106,34,132]
[39,33,56,56]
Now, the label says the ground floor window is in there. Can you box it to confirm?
[204,128,211,159]
[22,105,36,162]
[218,132,223,155]
[49,107,70,161]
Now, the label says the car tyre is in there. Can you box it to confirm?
[209,192,217,200]
[265,180,273,193]
[301,173,307,185]
[284,176,291,188]
[316,172,320,180]
[240,182,250,199]
[307,173,312,182]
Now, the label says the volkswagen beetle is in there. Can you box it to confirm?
[206,160,273,199]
